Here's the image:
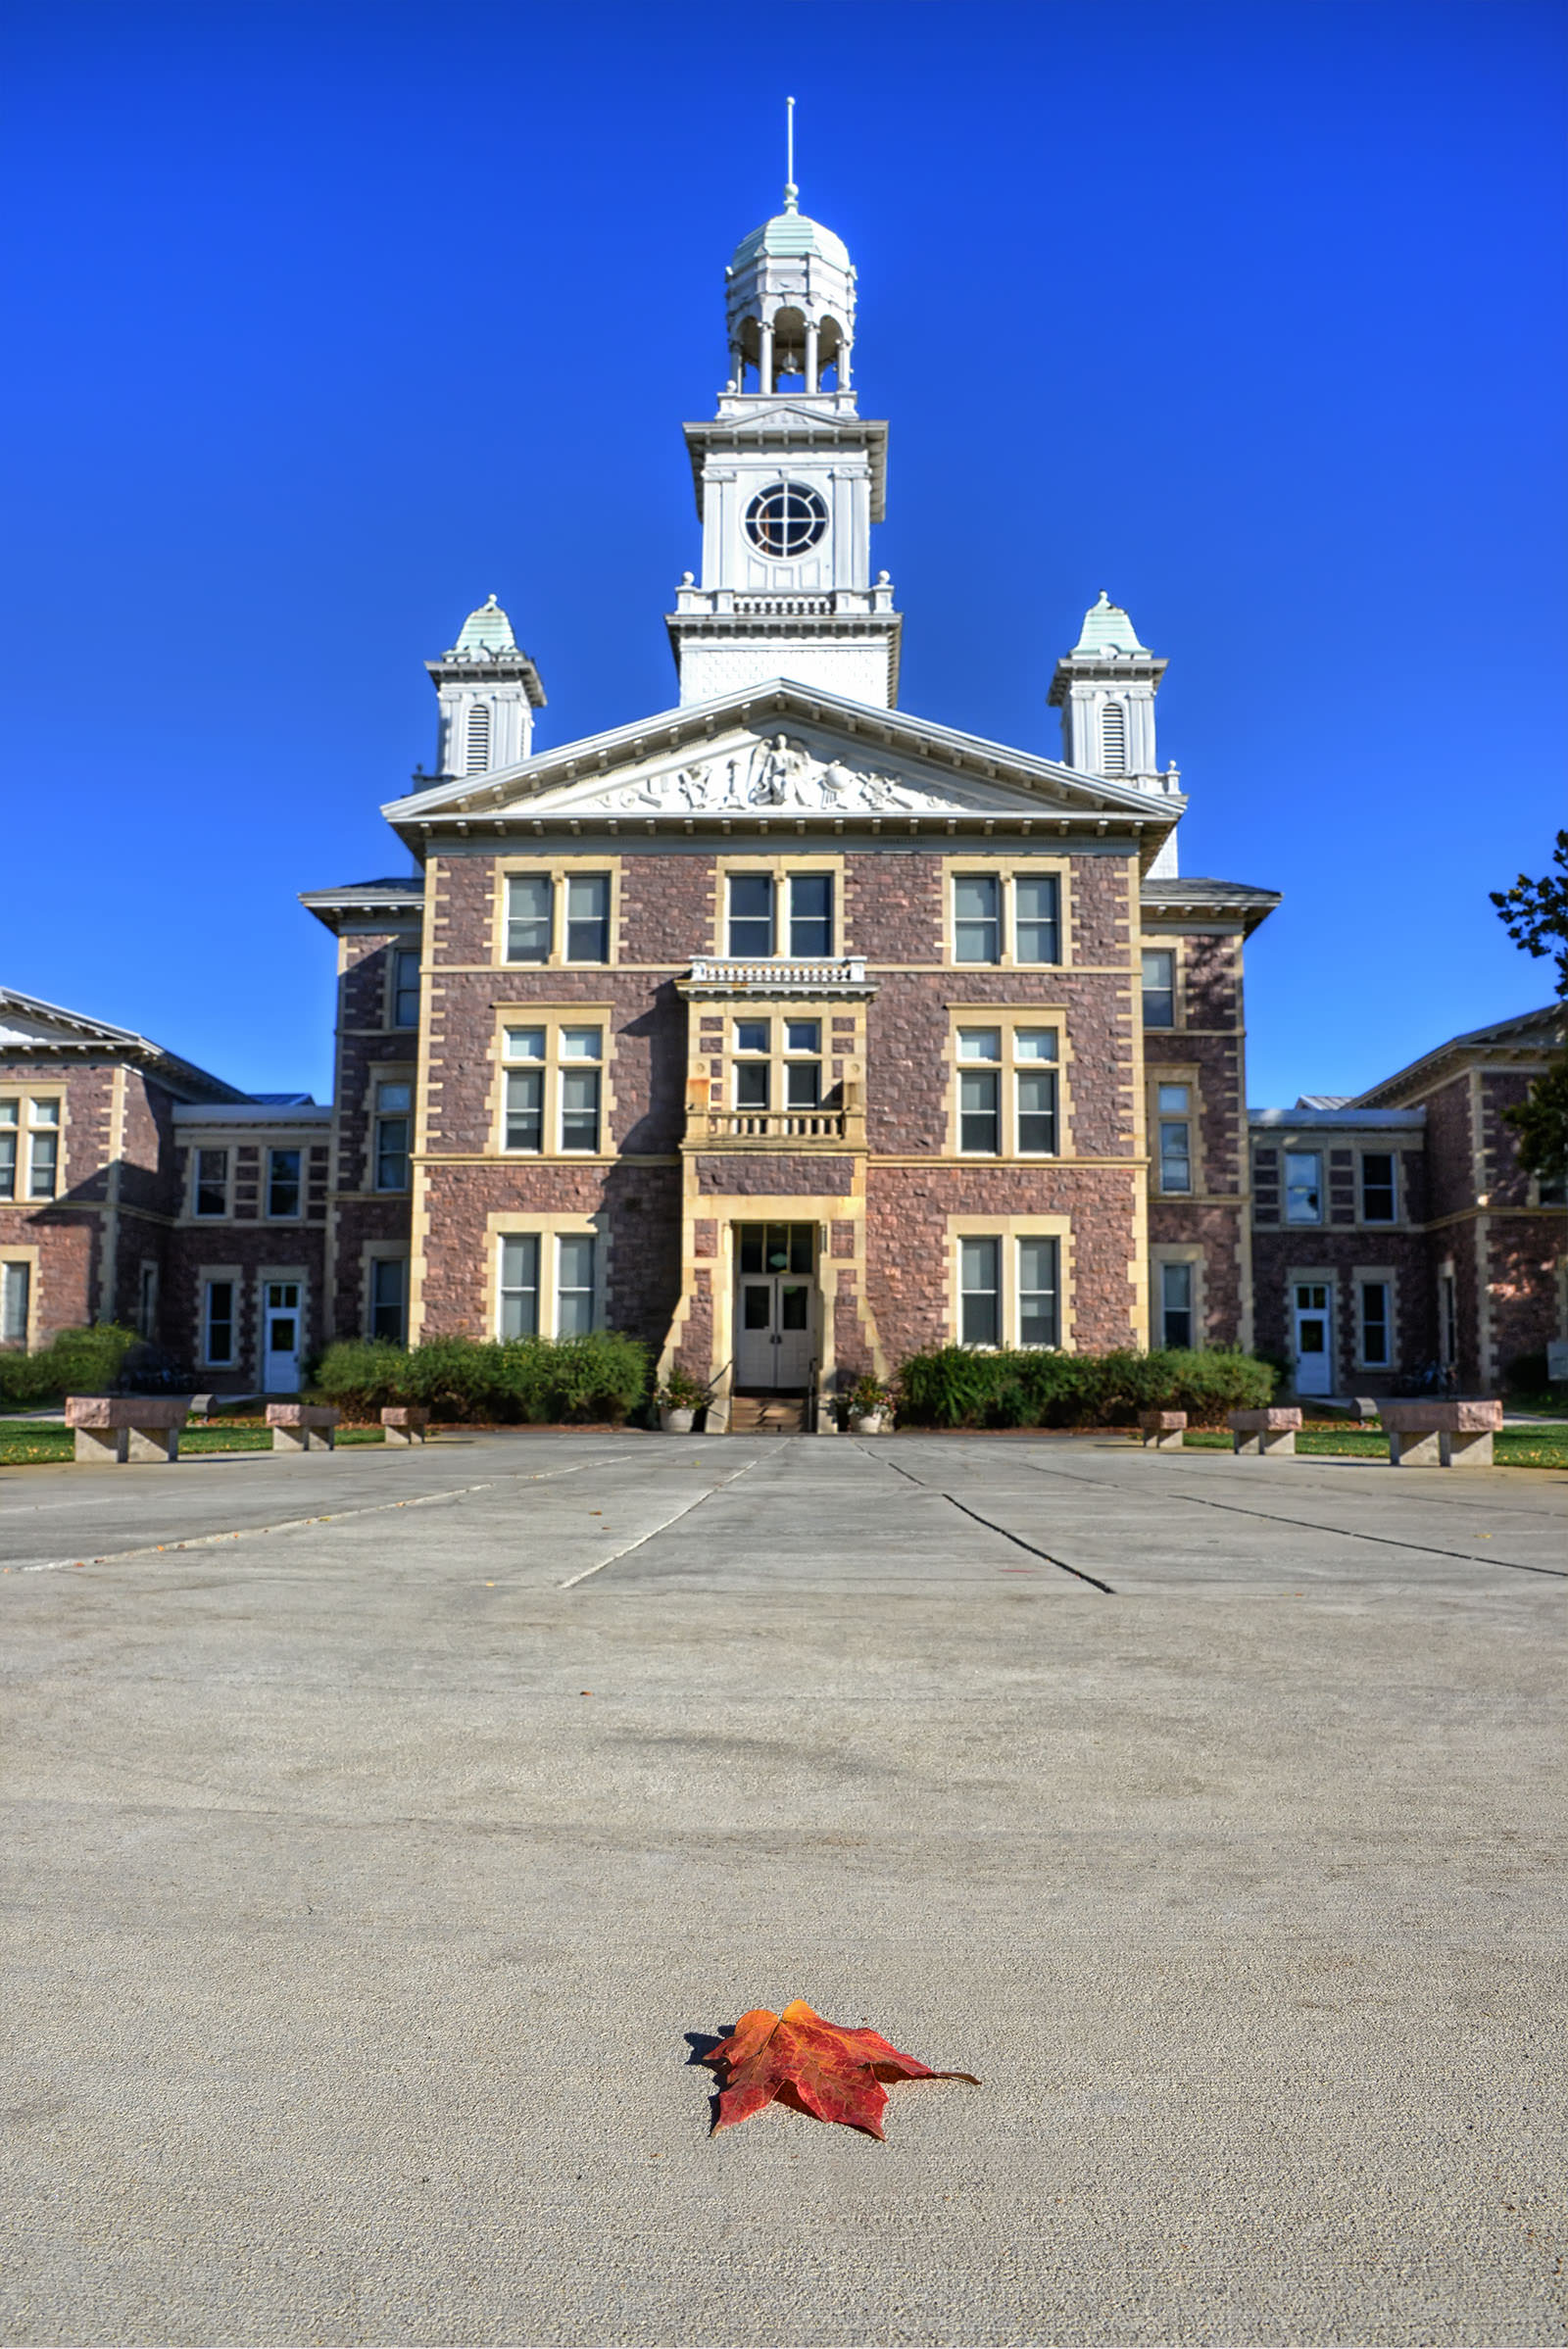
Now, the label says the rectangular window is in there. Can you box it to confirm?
[499,1234,540,1339]
[506,874,553,963]
[1160,1260,1194,1349]
[959,1236,1001,1346]
[1,1259,30,1346]
[25,1100,60,1199]
[136,1261,158,1341]
[1285,1150,1322,1224]
[1361,1151,1396,1223]
[203,1278,234,1365]
[374,1082,412,1191]
[194,1148,229,1217]
[1014,874,1061,965]
[727,874,774,958]
[733,1019,770,1110]
[392,948,420,1029]
[1017,1237,1059,1348]
[957,1029,1002,1153]
[784,1018,821,1109]
[788,874,833,959]
[559,1028,604,1153]
[954,875,1001,964]
[1142,949,1175,1028]
[267,1149,302,1218]
[370,1257,408,1344]
[564,874,611,963]
[502,1025,546,1150]
[1360,1279,1391,1367]
[556,1233,596,1337]
[0,1102,17,1199]
[1157,1084,1192,1194]
[1015,1030,1058,1154]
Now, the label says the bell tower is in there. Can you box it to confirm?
[667,118,901,709]
[424,595,546,780]
[1049,592,1183,875]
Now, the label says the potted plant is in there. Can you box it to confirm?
[846,1373,894,1436]
[654,1364,708,1434]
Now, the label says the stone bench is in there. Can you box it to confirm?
[1229,1406,1302,1456]
[1138,1410,1186,1451]
[66,1395,189,1464]
[381,1406,429,1445]
[266,1402,339,1453]
[1380,1399,1502,1468]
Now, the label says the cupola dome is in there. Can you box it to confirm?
[724,175,857,397]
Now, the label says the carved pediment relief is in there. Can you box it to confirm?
[514,731,1064,820]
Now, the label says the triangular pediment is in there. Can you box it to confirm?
[382,679,1184,836]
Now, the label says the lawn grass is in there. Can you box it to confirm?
[0,1421,386,1467]
[1177,1425,1568,1470]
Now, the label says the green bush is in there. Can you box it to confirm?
[0,1323,140,1406]
[893,1346,1275,1430]
[313,1331,649,1424]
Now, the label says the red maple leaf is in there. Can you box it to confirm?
[700,1999,980,2139]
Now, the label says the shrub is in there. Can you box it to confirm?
[893,1346,1274,1430]
[0,1323,140,1407]
[313,1331,649,1424]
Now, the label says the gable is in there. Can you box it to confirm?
[382,680,1183,842]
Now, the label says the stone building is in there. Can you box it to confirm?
[2,189,1563,1412]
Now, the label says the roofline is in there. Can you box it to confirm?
[1249,1106,1427,1130]
[1140,878,1283,937]
[1349,1003,1564,1106]
[0,987,248,1101]
[298,882,426,935]
[379,675,1187,851]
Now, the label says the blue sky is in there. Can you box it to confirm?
[5,0,1563,1104]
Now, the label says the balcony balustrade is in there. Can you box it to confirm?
[690,1106,850,1145]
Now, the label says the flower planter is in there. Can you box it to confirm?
[852,1412,886,1436]
[660,1406,696,1434]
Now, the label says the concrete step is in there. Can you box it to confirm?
[728,1394,807,1435]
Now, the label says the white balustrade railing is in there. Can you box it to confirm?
[687,957,868,989]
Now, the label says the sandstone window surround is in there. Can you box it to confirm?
[1354,1266,1397,1369]
[948,1013,1071,1161]
[0,1094,64,1202]
[373,1081,414,1193]
[199,1268,241,1367]
[1141,945,1178,1028]
[493,1010,615,1159]
[1146,1064,1202,1198]
[1150,1245,1205,1350]
[496,859,620,969]
[943,857,1070,970]
[713,851,844,962]
[947,1214,1074,1351]
[488,1213,608,1340]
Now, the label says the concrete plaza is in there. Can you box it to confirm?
[1,1430,1563,2346]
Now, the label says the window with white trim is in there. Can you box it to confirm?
[1142,948,1175,1028]
[725,872,834,959]
[203,1279,235,1366]
[956,1025,1060,1157]
[391,948,420,1030]
[504,871,612,965]
[0,1099,63,1201]
[957,1233,1062,1349]
[1358,1279,1392,1367]
[1159,1260,1194,1349]
[951,871,1062,967]
[499,1234,540,1338]
[369,1257,408,1344]
[496,1231,598,1339]
[1,1259,30,1346]
[374,1082,412,1191]
[193,1148,229,1218]
[959,1236,1000,1346]
[556,1234,597,1336]
[1285,1150,1322,1224]
[501,1024,604,1155]
[1156,1086,1193,1194]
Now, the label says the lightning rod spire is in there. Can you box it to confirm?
[784,94,798,212]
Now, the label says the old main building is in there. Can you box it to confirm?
[3,191,1563,1418]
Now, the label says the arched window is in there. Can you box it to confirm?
[1101,699,1127,774]
[465,701,492,775]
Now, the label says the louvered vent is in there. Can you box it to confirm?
[465,702,492,774]
[1101,700,1127,773]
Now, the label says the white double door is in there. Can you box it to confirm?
[735,1275,813,1391]
[1292,1282,1333,1395]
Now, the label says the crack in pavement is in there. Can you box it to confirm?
[863,1444,1114,1591]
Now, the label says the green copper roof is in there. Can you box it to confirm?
[731,194,851,274]
[453,594,516,656]
[1070,591,1150,658]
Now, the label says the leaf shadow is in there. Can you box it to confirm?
[684,2029,728,2131]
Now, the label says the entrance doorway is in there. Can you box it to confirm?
[733,1223,815,1392]
[1292,1282,1333,1396]
[262,1279,303,1393]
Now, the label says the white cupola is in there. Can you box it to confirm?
[666,132,900,709]
[1049,593,1183,874]
[423,595,546,780]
